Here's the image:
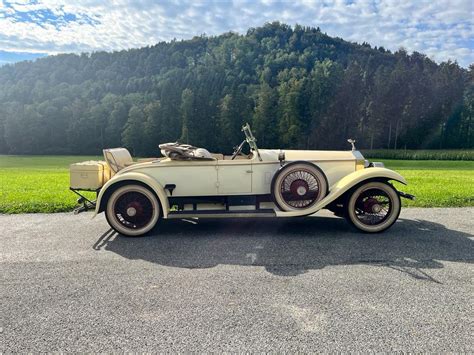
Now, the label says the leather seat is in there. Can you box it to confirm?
[103,148,134,174]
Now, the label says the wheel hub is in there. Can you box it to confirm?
[296,185,307,196]
[126,207,137,217]
[363,198,381,213]
[371,204,382,213]
[290,180,309,197]
[125,201,143,218]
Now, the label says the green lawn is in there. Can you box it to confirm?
[0,155,473,213]
[0,155,101,213]
[382,160,474,207]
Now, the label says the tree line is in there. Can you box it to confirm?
[0,22,472,156]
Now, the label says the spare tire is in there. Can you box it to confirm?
[271,161,328,211]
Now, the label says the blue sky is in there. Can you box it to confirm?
[0,0,472,67]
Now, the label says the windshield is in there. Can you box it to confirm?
[242,123,262,161]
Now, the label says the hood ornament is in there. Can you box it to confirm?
[347,139,356,151]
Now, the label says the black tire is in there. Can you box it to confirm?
[271,162,328,211]
[345,181,401,233]
[105,184,160,236]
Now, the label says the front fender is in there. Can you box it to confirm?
[92,172,170,218]
[275,167,407,217]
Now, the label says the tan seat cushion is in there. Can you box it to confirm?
[103,148,133,174]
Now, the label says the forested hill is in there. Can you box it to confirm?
[0,22,472,155]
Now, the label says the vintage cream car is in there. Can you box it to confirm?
[70,124,414,236]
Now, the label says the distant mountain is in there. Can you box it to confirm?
[0,22,471,155]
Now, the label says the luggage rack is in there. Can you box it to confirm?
[70,188,100,214]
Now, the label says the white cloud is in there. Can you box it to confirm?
[0,0,472,66]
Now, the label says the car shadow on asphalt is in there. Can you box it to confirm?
[94,216,474,278]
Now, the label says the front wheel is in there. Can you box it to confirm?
[345,181,401,233]
[105,184,161,236]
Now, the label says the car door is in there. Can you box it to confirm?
[217,159,252,194]
[144,160,218,196]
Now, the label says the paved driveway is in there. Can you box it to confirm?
[1,208,473,352]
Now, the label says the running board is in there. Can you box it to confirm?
[167,209,276,219]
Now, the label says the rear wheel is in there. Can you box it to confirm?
[105,184,160,236]
[345,181,401,233]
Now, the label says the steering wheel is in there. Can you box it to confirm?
[231,140,246,160]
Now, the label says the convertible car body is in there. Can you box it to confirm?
[70,124,414,236]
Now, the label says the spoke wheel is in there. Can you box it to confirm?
[105,184,160,236]
[272,163,327,211]
[346,181,401,233]
[354,189,391,225]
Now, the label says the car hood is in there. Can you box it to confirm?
[259,149,358,162]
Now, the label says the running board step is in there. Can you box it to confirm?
[167,209,276,219]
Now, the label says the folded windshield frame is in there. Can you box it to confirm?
[242,123,262,161]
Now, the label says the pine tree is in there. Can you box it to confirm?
[179,89,194,144]
[122,105,145,155]
[252,83,278,148]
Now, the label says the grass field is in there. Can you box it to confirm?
[379,160,473,207]
[0,155,101,214]
[1,155,473,213]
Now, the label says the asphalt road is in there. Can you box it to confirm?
[1,208,473,352]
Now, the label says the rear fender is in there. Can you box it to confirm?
[275,167,407,217]
[92,172,170,218]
